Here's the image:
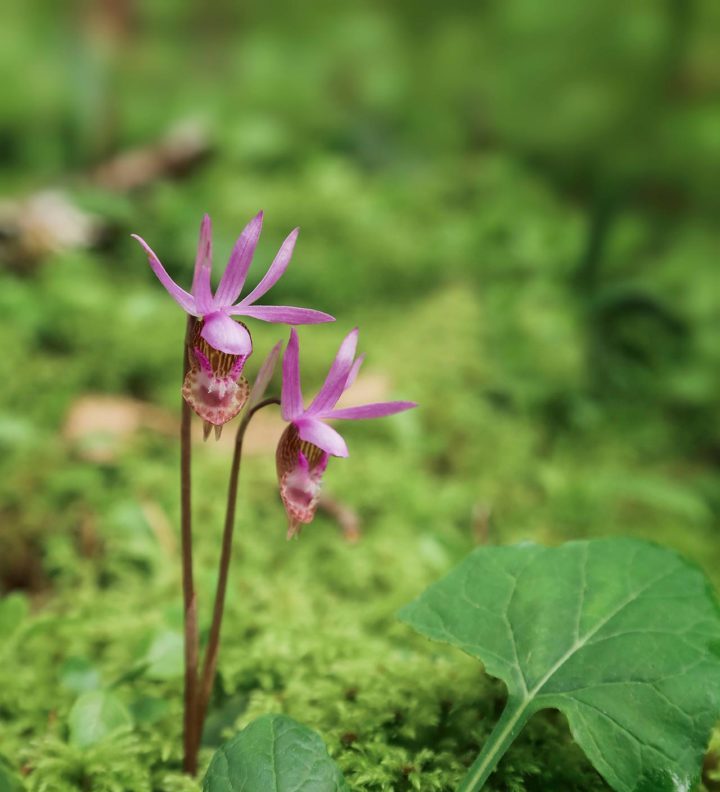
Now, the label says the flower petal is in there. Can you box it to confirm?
[192,214,214,314]
[131,234,196,314]
[281,329,304,421]
[323,401,417,420]
[236,227,299,307]
[307,328,359,415]
[248,340,282,409]
[276,443,329,540]
[228,305,334,324]
[345,353,365,390]
[200,312,253,356]
[295,418,348,458]
[214,211,263,308]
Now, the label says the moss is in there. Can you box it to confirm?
[1,274,719,789]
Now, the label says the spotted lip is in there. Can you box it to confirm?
[181,318,250,426]
[276,424,328,538]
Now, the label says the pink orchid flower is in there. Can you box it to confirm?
[276,328,416,538]
[132,212,333,356]
[132,213,334,431]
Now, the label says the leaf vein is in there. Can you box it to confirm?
[574,543,589,643]
[530,566,678,697]
[574,699,678,764]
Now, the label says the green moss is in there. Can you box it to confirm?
[1,273,719,788]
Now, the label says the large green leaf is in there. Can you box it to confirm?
[398,538,720,792]
[203,714,349,792]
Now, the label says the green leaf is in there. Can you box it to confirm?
[202,714,349,792]
[68,691,133,748]
[398,538,720,792]
[59,657,101,693]
[143,629,184,680]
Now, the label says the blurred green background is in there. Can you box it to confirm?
[1,1,720,790]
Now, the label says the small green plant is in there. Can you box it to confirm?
[203,715,348,792]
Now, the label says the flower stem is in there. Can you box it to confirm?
[180,317,200,775]
[456,697,531,792]
[194,396,281,746]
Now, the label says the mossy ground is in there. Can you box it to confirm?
[2,2,720,790]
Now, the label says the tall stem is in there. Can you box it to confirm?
[194,396,281,746]
[456,698,531,792]
[180,317,199,775]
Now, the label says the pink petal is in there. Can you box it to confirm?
[295,418,349,458]
[131,234,196,314]
[323,401,417,420]
[345,353,365,390]
[248,340,282,408]
[236,227,299,307]
[214,211,263,308]
[200,312,253,356]
[281,329,304,421]
[228,305,334,324]
[307,328,359,415]
[192,215,214,315]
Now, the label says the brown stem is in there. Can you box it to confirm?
[181,317,200,775]
[194,396,281,747]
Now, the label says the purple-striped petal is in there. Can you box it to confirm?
[228,305,335,324]
[322,401,417,420]
[131,234,196,314]
[192,215,213,316]
[214,211,263,308]
[248,340,282,409]
[281,329,304,421]
[295,418,349,458]
[235,227,299,307]
[192,215,214,315]
[307,328,359,415]
[200,312,253,356]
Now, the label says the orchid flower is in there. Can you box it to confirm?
[276,328,416,538]
[132,213,334,431]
